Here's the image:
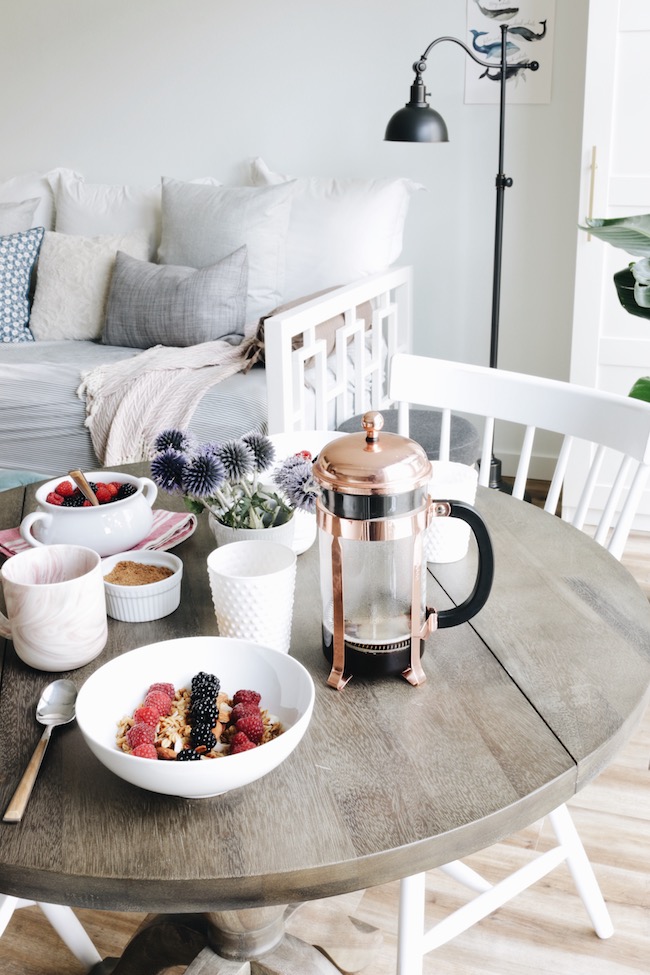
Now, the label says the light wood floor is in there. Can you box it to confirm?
[2,512,649,975]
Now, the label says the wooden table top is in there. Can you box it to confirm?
[1,471,649,915]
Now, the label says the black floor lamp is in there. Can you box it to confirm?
[385,25,538,489]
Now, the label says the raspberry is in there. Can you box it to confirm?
[127,722,156,749]
[148,682,175,697]
[232,689,261,708]
[105,482,120,497]
[55,480,75,497]
[82,500,92,507]
[131,743,158,760]
[133,705,160,727]
[231,701,259,723]
[46,491,64,506]
[143,690,172,717]
[94,485,112,503]
[235,712,264,744]
[296,450,312,460]
[230,732,257,754]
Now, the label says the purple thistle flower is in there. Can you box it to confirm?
[274,457,319,513]
[216,439,254,481]
[153,428,195,454]
[150,448,188,493]
[181,448,226,498]
[241,432,275,473]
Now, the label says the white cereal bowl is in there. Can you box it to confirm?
[101,550,183,622]
[75,636,315,799]
[19,471,158,557]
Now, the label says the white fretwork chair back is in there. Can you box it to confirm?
[389,353,650,975]
[0,894,101,969]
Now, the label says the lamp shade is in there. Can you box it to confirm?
[384,76,449,143]
[385,104,449,143]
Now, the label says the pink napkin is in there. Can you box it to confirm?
[0,509,197,559]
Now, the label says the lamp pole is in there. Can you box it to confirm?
[385,26,538,489]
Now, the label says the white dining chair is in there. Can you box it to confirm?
[388,352,650,975]
[0,894,101,970]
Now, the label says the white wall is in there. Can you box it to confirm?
[1,0,588,392]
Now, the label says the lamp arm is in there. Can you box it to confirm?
[416,34,499,74]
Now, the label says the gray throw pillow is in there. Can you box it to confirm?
[103,246,248,349]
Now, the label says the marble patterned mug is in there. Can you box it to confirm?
[0,544,108,671]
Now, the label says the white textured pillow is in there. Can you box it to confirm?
[49,172,223,260]
[0,168,79,230]
[158,177,295,322]
[250,157,422,301]
[29,230,150,341]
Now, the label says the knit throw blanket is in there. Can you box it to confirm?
[77,338,254,466]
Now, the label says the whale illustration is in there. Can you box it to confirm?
[473,0,519,20]
[479,61,531,82]
[470,29,520,59]
[508,20,547,41]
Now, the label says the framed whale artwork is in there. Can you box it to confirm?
[464,0,555,104]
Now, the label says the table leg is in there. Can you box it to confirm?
[88,901,379,975]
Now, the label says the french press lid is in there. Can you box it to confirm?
[313,411,432,520]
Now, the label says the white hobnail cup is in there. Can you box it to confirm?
[425,462,479,563]
[207,541,297,653]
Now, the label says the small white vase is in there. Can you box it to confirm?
[208,512,296,549]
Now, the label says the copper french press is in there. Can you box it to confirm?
[313,412,494,689]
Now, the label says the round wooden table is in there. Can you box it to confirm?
[1,472,649,974]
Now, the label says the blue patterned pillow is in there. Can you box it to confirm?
[0,227,44,343]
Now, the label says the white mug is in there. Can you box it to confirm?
[425,462,479,563]
[0,545,108,671]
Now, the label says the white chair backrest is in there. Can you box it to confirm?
[389,353,650,560]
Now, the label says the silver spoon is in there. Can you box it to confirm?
[3,679,77,823]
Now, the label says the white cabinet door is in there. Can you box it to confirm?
[566,0,650,530]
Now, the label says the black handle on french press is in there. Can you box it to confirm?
[436,500,495,628]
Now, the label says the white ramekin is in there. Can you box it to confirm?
[101,550,182,622]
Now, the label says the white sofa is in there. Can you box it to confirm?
[0,161,418,485]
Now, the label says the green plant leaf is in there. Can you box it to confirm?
[628,377,650,402]
[580,215,650,257]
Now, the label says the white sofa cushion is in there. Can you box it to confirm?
[0,199,40,236]
[250,157,422,301]
[157,177,295,323]
[103,246,249,349]
[49,171,223,260]
[0,168,79,231]
[29,230,150,341]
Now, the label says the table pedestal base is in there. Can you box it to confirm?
[88,902,379,975]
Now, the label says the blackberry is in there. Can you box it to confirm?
[190,699,218,727]
[191,671,220,697]
[190,724,217,751]
[116,483,137,500]
[176,748,202,762]
[62,493,87,507]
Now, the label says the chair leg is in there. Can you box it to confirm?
[438,859,492,893]
[548,804,614,938]
[396,872,425,975]
[37,902,103,969]
[396,804,613,973]
[0,895,21,938]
